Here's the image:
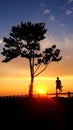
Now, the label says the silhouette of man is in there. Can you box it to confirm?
[56,77,62,93]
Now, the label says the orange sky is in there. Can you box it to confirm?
[0,36,73,96]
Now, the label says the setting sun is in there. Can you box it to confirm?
[35,85,47,95]
[39,89,45,94]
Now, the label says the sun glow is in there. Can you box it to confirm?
[36,86,47,95]
[39,89,45,94]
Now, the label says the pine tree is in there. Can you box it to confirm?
[1,22,62,97]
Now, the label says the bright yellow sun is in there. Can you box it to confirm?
[34,85,47,95]
[39,89,44,94]
[38,87,47,95]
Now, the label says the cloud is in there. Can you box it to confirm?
[66,9,73,15]
[0,39,3,44]
[62,37,73,61]
[62,6,65,10]
[0,39,3,56]
[41,34,73,77]
[41,34,62,51]
[61,23,65,27]
[67,0,73,4]
[41,34,73,61]
[40,2,45,7]
[49,15,55,21]
[44,9,50,14]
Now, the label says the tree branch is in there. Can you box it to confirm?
[34,62,50,77]
[34,63,42,75]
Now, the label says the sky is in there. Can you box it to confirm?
[0,0,73,96]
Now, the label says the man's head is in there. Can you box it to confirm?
[57,77,59,80]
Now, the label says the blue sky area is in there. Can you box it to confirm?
[0,0,73,38]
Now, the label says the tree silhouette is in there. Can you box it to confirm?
[1,22,62,97]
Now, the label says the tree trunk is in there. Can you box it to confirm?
[29,58,34,97]
[29,49,34,97]
[29,76,34,97]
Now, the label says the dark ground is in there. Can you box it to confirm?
[0,96,73,130]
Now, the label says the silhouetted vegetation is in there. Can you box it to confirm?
[1,22,62,96]
[0,96,73,130]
